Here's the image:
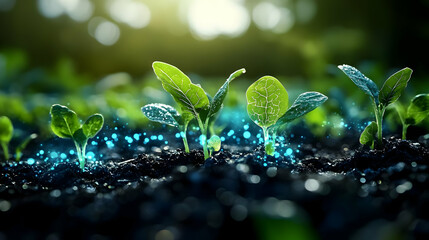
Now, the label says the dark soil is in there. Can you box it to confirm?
[0,137,428,240]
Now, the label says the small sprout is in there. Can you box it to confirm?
[207,135,221,157]
[0,116,37,161]
[50,104,104,170]
[338,65,412,147]
[150,61,245,159]
[246,76,328,155]
[142,103,193,153]
[360,121,377,148]
[394,93,429,139]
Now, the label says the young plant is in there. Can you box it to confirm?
[148,61,245,159]
[338,65,413,147]
[0,116,37,161]
[207,135,221,157]
[142,103,193,153]
[246,76,328,155]
[394,93,429,139]
[50,104,104,170]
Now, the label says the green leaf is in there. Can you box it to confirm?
[0,116,13,144]
[265,141,275,156]
[152,61,210,117]
[246,76,289,128]
[208,68,246,118]
[360,121,378,146]
[379,68,413,107]
[274,92,328,127]
[50,104,80,139]
[405,93,429,125]
[82,114,104,139]
[73,129,87,148]
[207,135,221,151]
[338,65,379,104]
[15,133,37,161]
[142,103,181,128]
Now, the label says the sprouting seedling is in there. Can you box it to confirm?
[0,116,37,161]
[142,103,193,153]
[207,135,221,157]
[338,65,413,148]
[150,61,245,159]
[246,76,328,156]
[394,93,429,139]
[50,104,103,170]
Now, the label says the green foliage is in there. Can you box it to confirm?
[50,104,104,170]
[338,64,412,146]
[395,93,429,139]
[360,121,377,148]
[150,61,245,159]
[246,76,327,155]
[0,116,37,161]
[207,135,221,156]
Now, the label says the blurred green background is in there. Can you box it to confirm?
[1,0,429,138]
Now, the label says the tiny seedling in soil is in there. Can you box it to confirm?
[338,65,412,148]
[146,61,245,159]
[0,116,37,161]
[207,135,221,157]
[50,104,104,170]
[246,76,327,156]
[394,93,429,139]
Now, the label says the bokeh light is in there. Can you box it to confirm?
[37,0,93,22]
[107,0,151,29]
[252,2,295,34]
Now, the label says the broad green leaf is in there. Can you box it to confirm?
[15,133,37,161]
[405,93,429,125]
[208,68,246,118]
[207,135,221,151]
[152,61,210,117]
[50,104,80,139]
[338,65,379,104]
[179,111,194,126]
[82,114,104,138]
[274,92,328,127]
[379,68,413,107]
[246,76,289,128]
[142,103,181,128]
[0,116,13,143]
[360,121,377,146]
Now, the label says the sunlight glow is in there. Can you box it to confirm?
[187,0,250,40]
[88,17,120,46]
[107,0,151,29]
[37,0,93,22]
[253,2,295,34]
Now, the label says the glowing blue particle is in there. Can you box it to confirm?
[274,152,280,158]
[296,149,300,153]
[50,152,58,159]
[91,141,98,146]
[112,133,118,139]
[114,127,118,130]
[60,153,67,159]
[180,132,185,138]
[133,133,140,141]
[227,130,235,137]
[150,135,157,140]
[243,124,249,130]
[39,150,44,155]
[69,150,75,155]
[285,148,293,156]
[144,138,149,144]
[106,141,115,149]
[175,133,181,138]
[165,141,168,144]
[256,133,261,138]
[86,151,95,160]
[125,136,133,143]
[104,137,108,141]
[27,158,35,165]
[199,135,207,146]
[220,137,225,141]
[243,131,251,139]
[158,135,164,141]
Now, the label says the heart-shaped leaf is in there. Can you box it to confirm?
[379,68,413,107]
[246,76,289,128]
[50,104,80,139]
[360,121,377,146]
[207,135,221,152]
[274,92,328,127]
[142,103,182,128]
[405,93,429,125]
[0,116,13,144]
[82,114,104,139]
[208,68,245,118]
[152,61,210,117]
[338,65,379,104]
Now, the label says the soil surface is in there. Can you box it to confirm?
[0,137,428,240]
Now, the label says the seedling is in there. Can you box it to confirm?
[394,93,429,139]
[142,103,193,152]
[207,135,221,156]
[50,104,104,170]
[0,116,37,161]
[246,76,327,155]
[338,65,412,147]
[148,61,245,159]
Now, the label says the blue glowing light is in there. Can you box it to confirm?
[27,158,35,165]
[243,131,251,139]
[133,133,140,141]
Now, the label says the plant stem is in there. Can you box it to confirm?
[374,105,385,147]
[181,123,190,153]
[73,140,85,171]
[1,142,9,161]
[402,124,409,140]
[197,117,209,159]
